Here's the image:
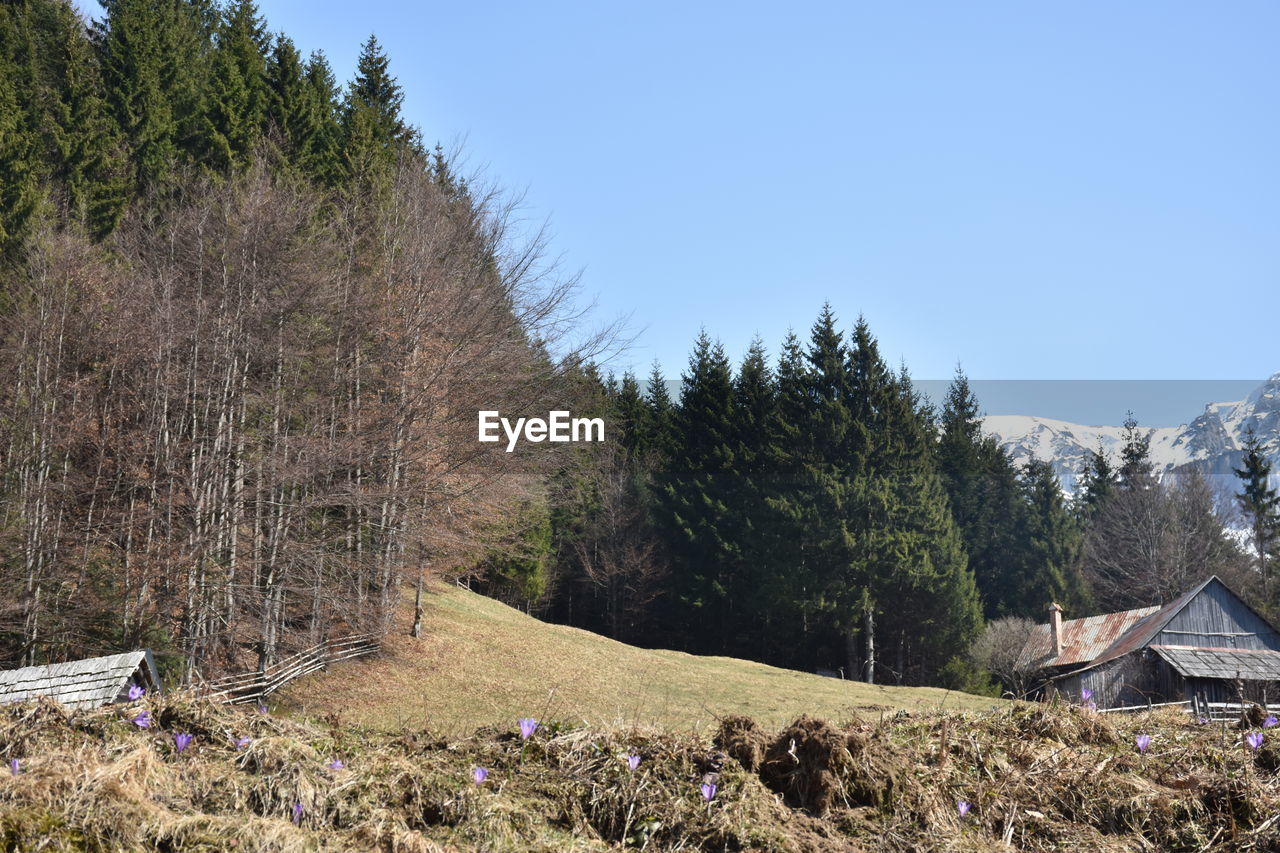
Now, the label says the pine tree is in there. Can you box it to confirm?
[341,35,414,187]
[723,338,776,655]
[1019,458,1090,616]
[201,0,269,172]
[641,361,675,459]
[0,6,42,258]
[654,332,737,652]
[611,371,646,459]
[302,50,343,184]
[97,0,208,190]
[1118,412,1155,489]
[847,323,982,682]
[16,0,128,238]
[1075,442,1117,519]
[1235,427,1280,599]
[937,367,1032,618]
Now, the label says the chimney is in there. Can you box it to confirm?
[1049,603,1063,658]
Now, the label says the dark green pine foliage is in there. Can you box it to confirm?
[302,50,343,185]
[201,0,269,172]
[97,0,208,191]
[12,0,128,239]
[937,368,1032,618]
[611,372,646,460]
[1019,458,1091,616]
[758,331,814,665]
[341,35,415,187]
[641,361,675,460]
[1118,413,1155,489]
[1074,442,1117,519]
[723,338,777,656]
[0,5,42,259]
[264,36,340,181]
[847,320,981,682]
[97,0,209,189]
[656,332,737,652]
[792,308,863,670]
[1235,427,1280,599]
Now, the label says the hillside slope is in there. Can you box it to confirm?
[275,585,999,732]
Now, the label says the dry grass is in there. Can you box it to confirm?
[6,691,1280,851]
[275,584,1000,734]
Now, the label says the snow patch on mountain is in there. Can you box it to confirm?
[982,373,1280,494]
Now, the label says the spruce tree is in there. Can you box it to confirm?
[341,35,414,187]
[201,0,269,172]
[654,332,737,652]
[98,0,208,190]
[1075,442,1117,519]
[937,367,1032,618]
[1235,427,1280,599]
[759,331,816,665]
[724,338,776,656]
[10,0,127,238]
[611,371,646,459]
[641,361,675,460]
[302,50,343,184]
[1019,458,1090,616]
[0,6,42,258]
[1118,412,1155,489]
[847,322,982,682]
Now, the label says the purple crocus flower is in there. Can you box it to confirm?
[174,733,192,753]
[257,703,268,715]
[233,736,251,751]
[8,759,18,776]
[957,800,971,818]
[1135,734,1151,753]
[1247,732,1264,750]
[700,782,717,802]
[1198,717,1210,725]
[291,802,303,825]
[473,766,488,785]
[1080,688,1093,704]
[1265,716,1278,729]
[128,684,145,702]
[131,710,152,729]
[327,759,344,771]
[518,718,538,740]
[626,754,641,772]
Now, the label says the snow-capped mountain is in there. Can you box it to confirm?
[982,373,1280,494]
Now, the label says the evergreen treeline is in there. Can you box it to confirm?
[0,0,587,677]
[541,309,1094,686]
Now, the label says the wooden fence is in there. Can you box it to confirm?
[199,635,380,705]
[1099,699,1272,721]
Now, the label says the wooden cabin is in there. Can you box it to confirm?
[0,650,161,709]
[1016,577,1280,709]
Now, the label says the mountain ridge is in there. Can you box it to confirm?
[982,373,1280,494]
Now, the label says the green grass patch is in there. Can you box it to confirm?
[276,584,1001,734]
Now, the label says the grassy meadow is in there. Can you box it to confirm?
[275,584,1000,733]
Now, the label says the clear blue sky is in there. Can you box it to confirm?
[250,1,1276,389]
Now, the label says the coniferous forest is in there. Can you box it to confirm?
[1,0,1269,694]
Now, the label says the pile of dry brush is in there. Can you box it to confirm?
[4,692,1280,851]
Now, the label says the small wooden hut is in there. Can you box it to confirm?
[1017,577,1280,709]
[0,651,162,709]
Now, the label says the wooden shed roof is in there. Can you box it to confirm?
[1016,605,1160,671]
[0,651,161,709]
[1151,645,1280,682]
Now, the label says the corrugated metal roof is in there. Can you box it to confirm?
[1151,645,1280,681]
[1017,605,1160,670]
[1085,576,1222,670]
[0,651,161,709]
